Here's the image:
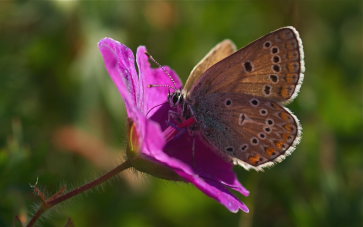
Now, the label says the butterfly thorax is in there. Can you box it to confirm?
[168,90,197,129]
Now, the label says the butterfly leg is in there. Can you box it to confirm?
[167,109,183,125]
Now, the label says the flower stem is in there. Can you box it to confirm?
[27,159,132,227]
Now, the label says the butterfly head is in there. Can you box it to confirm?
[168,90,184,108]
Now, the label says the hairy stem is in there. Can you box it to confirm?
[27,159,132,227]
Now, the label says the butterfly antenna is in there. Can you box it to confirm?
[145,52,177,89]
[147,84,175,89]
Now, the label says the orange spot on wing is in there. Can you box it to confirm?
[265,147,276,156]
[275,141,284,149]
[284,124,294,131]
[282,133,290,141]
[248,154,262,166]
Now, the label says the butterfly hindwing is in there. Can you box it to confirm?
[192,93,301,171]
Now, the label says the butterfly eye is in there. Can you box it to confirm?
[172,94,179,104]
[172,92,183,105]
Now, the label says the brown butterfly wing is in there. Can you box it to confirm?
[188,27,304,104]
[184,39,237,95]
[193,93,301,170]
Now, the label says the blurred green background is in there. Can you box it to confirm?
[0,0,362,226]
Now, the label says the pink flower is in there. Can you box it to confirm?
[98,38,250,213]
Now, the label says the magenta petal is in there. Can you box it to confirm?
[176,136,250,196]
[138,114,166,158]
[139,117,249,213]
[136,46,182,116]
[98,38,139,119]
[99,38,250,213]
[178,171,249,213]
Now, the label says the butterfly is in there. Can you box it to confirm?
[168,26,304,171]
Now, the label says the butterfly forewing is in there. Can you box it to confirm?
[184,39,237,95]
[188,27,304,104]
[192,93,301,170]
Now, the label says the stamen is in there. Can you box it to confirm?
[163,126,178,143]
